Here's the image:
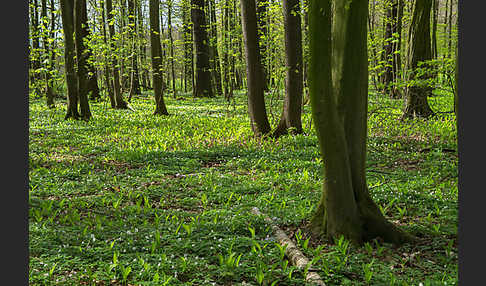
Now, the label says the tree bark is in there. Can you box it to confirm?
[80,2,101,101]
[41,0,55,107]
[106,0,129,109]
[74,0,92,120]
[272,0,304,138]
[191,0,213,97]
[209,0,222,96]
[149,0,169,115]
[31,0,41,87]
[60,0,80,119]
[308,0,415,245]
[167,0,177,98]
[127,0,142,101]
[100,0,116,107]
[240,0,271,137]
[403,0,434,119]
[256,0,269,92]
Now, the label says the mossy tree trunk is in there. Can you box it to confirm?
[191,0,213,98]
[272,0,303,138]
[382,0,402,98]
[74,0,92,120]
[149,0,169,115]
[308,0,416,245]
[60,0,80,119]
[100,0,115,107]
[240,0,271,137]
[403,0,434,119]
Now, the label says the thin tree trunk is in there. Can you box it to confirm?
[209,0,222,96]
[272,0,303,138]
[41,0,55,107]
[167,0,177,98]
[149,0,169,115]
[128,0,142,101]
[106,0,129,109]
[100,0,116,107]
[31,0,41,87]
[256,0,268,92]
[240,0,271,136]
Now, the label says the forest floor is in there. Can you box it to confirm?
[29,88,458,285]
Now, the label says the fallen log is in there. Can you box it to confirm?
[251,207,325,286]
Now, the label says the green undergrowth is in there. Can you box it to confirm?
[29,89,457,285]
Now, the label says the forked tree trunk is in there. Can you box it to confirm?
[240,0,271,137]
[272,0,303,138]
[106,0,128,109]
[403,0,434,119]
[308,0,415,245]
[191,0,213,97]
[149,0,169,115]
[60,0,80,119]
[74,0,92,120]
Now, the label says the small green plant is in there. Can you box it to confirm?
[362,259,374,284]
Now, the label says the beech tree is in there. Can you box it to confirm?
[272,0,304,137]
[149,0,169,115]
[106,0,129,109]
[308,0,415,244]
[60,0,80,119]
[191,0,213,97]
[240,0,271,136]
[403,0,434,119]
[74,0,92,120]
[41,0,55,107]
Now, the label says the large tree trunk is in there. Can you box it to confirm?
[308,0,415,245]
[191,0,213,97]
[41,0,55,107]
[149,0,169,115]
[403,0,434,119]
[272,0,303,138]
[74,0,92,120]
[240,0,271,137]
[60,0,80,119]
[106,0,129,109]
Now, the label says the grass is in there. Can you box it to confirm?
[29,87,457,285]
